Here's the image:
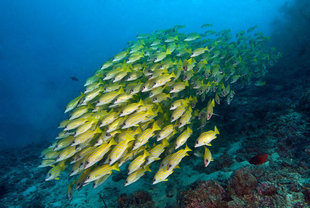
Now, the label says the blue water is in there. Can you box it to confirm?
[1,0,310,207]
[0,0,286,148]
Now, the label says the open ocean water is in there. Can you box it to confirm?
[0,0,309,207]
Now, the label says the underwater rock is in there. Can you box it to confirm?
[256,182,277,196]
[228,167,257,197]
[179,180,229,208]
[118,190,154,208]
[303,189,310,204]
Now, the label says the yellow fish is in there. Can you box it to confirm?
[128,150,150,174]
[167,145,191,170]
[133,122,161,150]
[204,146,214,167]
[96,88,124,106]
[107,134,135,165]
[171,105,186,122]
[69,105,92,120]
[120,99,144,117]
[81,87,103,105]
[100,111,119,127]
[195,126,219,147]
[45,161,66,181]
[153,166,173,184]
[175,127,193,149]
[125,165,151,186]
[122,108,155,129]
[178,107,192,128]
[170,81,189,93]
[157,124,175,141]
[71,127,102,147]
[146,139,169,165]
[56,145,80,162]
[206,99,215,120]
[84,139,117,169]
[84,163,120,184]
[93,173,112,189]
[64,93,84,113]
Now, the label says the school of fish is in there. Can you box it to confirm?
[39,24,279,199]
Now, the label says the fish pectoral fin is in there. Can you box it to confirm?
[164,179,168,182]
[175,165,180,169]
[206,143,212,146]
[55,177,60,180]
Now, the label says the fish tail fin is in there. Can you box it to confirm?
[162,139,169,147]
[143,150,150,157]
[111,162,120,171]
[147,108,156,116]
[152,122,161,131]
[138,99,144,106]
[185,144,192,152]
[109,138,117,146]
[187,127,193,134]
[95,127,102,134]
[214,126,220,134]
[185,80,189,87]
[118,87,125,94]
[125,133,136,142]
[144,165,152,172]
[170,72,176,78]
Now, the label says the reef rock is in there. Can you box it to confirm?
[228,167,257,197]
[179,180,229,208]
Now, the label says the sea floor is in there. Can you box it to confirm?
[0,68,309,208]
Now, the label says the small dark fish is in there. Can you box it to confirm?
[249,153,268,165]
[70,76,79,81]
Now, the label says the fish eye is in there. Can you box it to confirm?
[153,98,157,101]
[108,159,111,163]
[85,161,89,165]
[179,122,182,126]
[130,89,133,93]
[168,164,172,168]
[153,179,156,182]
[125,180,128,183]
[171,88,174,90]
[106,132,111,136]
[196,141,198,144]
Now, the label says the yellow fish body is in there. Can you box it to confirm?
[195,126,220,147]
[107,134,135,165]
[128,150,150,174]
[167,145,191,170]
[84,139,117,169]
[125,165,151,186]
[175,127,193,149]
